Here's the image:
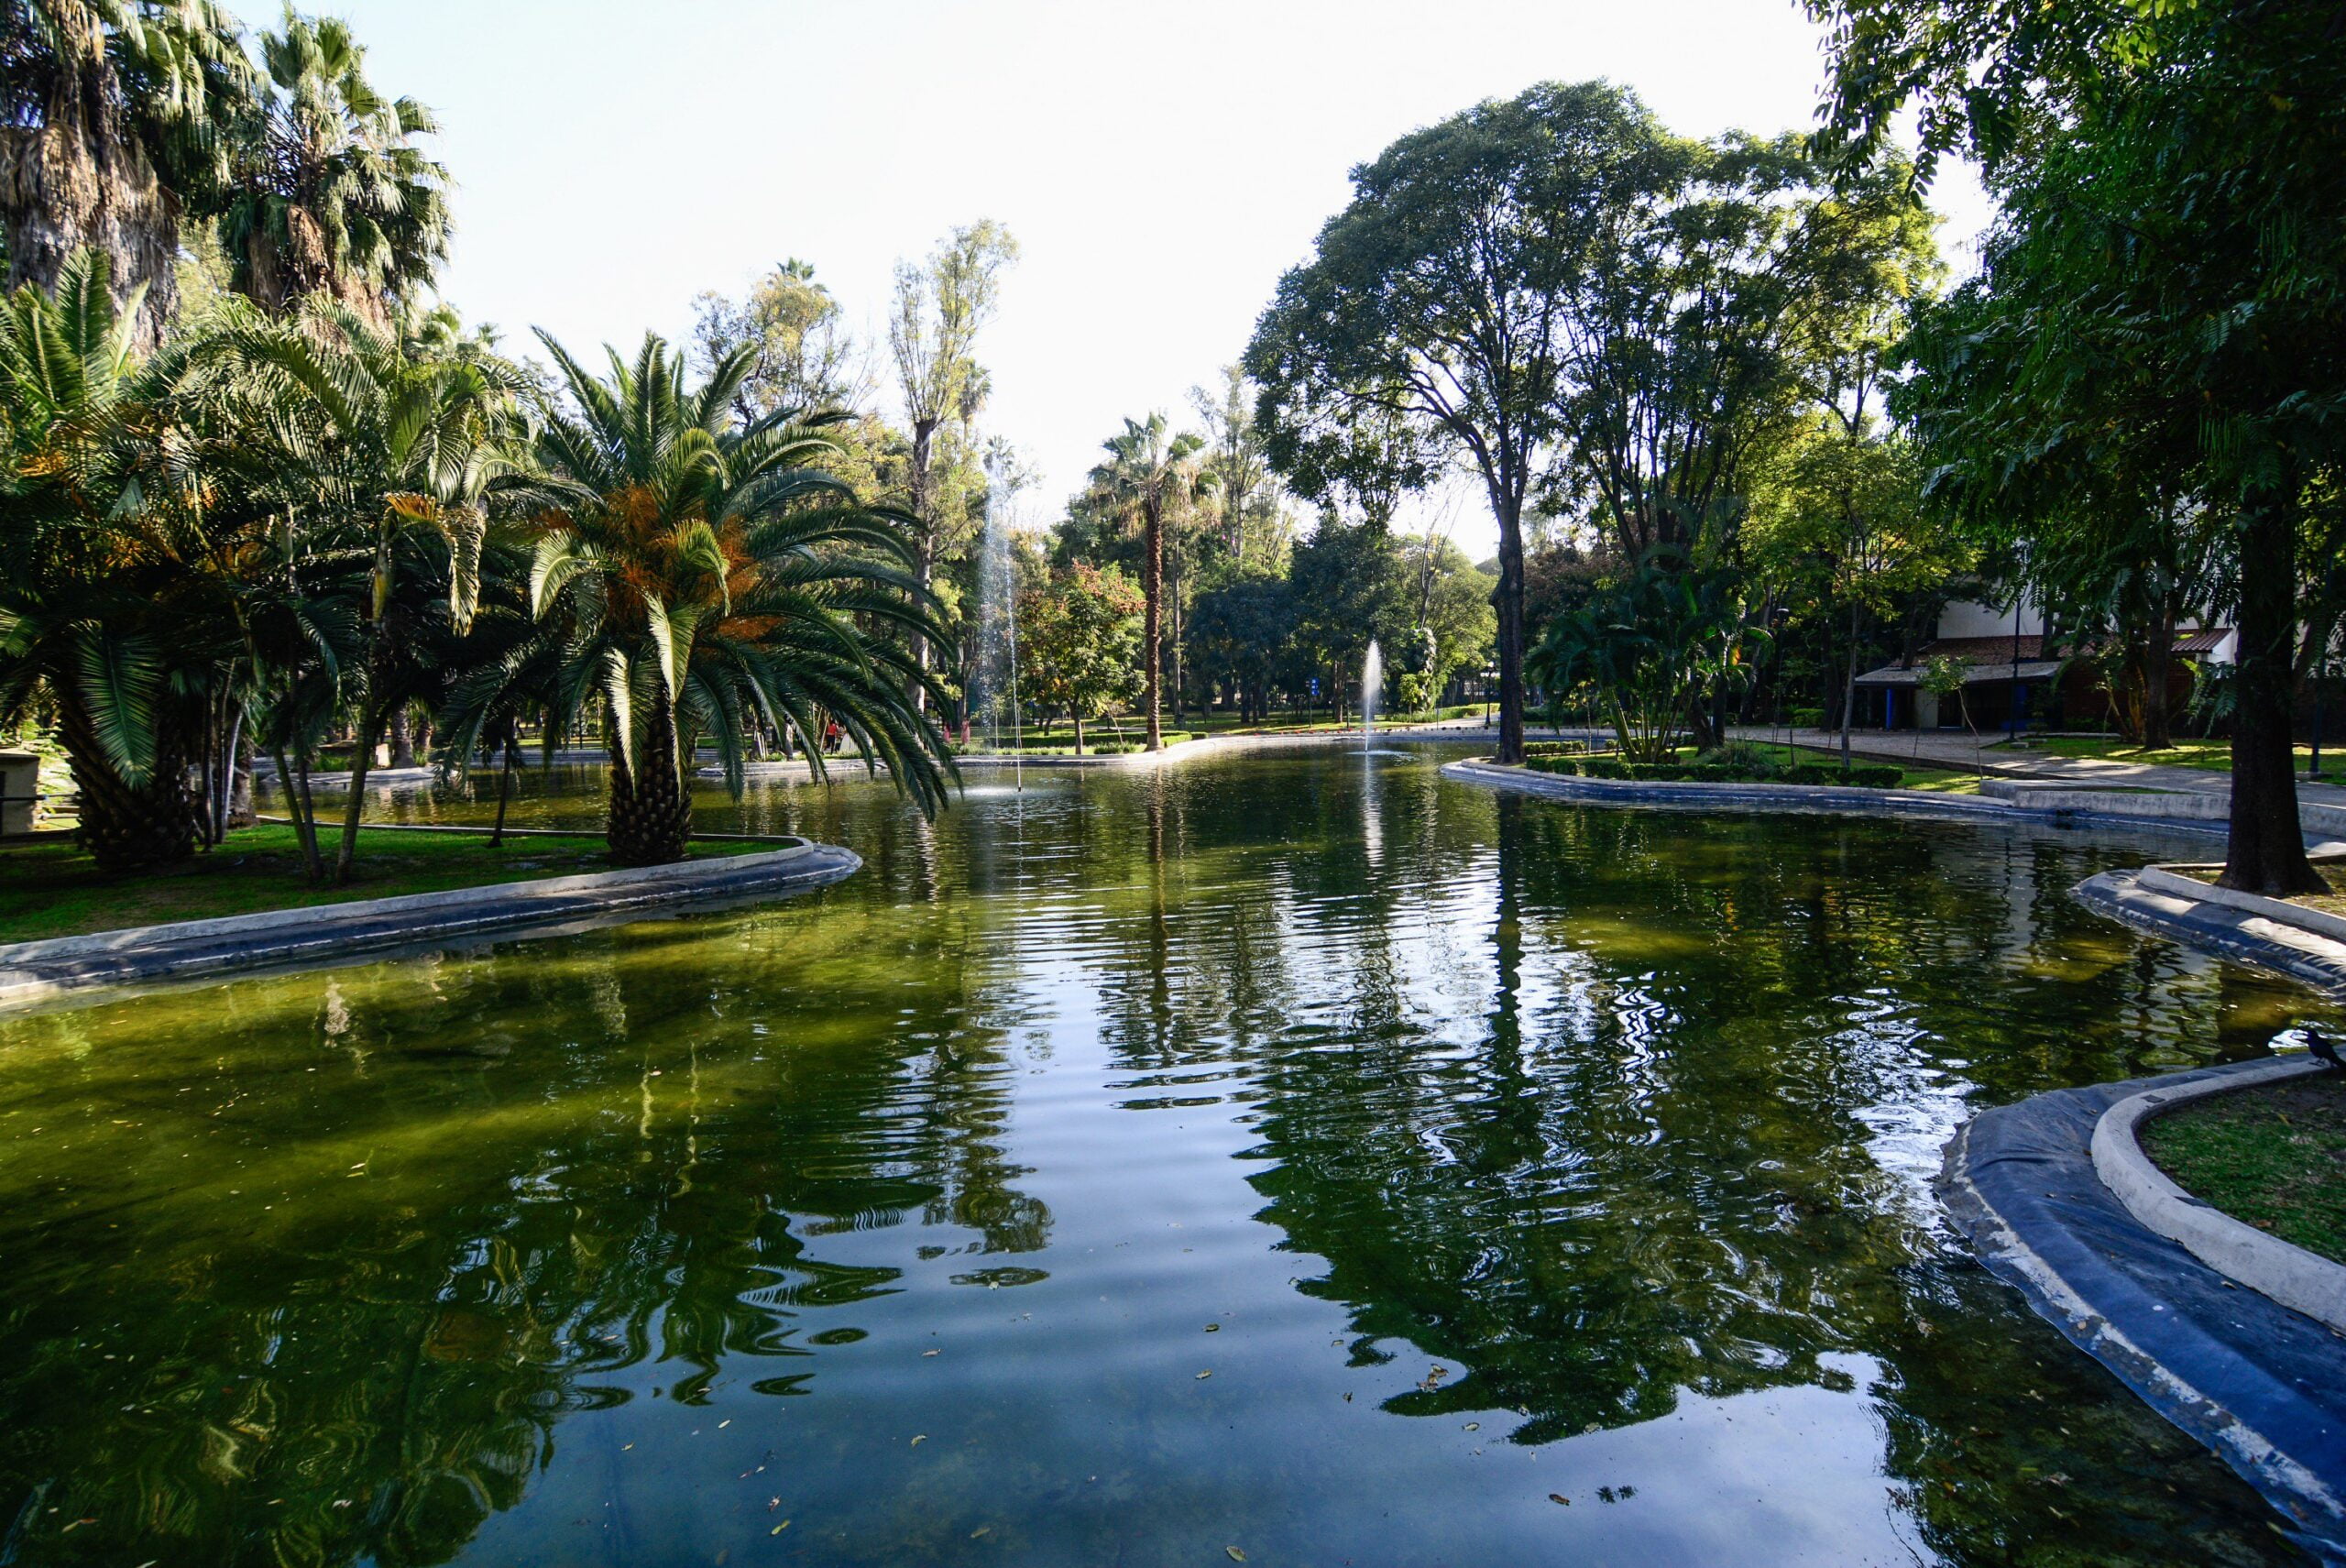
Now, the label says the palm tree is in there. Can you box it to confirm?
[215,12,449,323]
[496,330,955,866]
[221,299,521,881]
[0,249,235,868]
[0,0,253,349]
[1086,413,1202,751]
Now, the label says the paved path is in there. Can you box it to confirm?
[1733,726,2346,806]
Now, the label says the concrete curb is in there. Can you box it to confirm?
[2074,870,2346,996]
[1941,1062,2346,1561]
[1438,756,2231,839]
[2138,863,2346,946]
[0,842,861,1011]
[2092,1056,2346,1332]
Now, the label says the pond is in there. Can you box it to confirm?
[0,745,2330,1566]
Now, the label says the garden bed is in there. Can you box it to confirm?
[1520,741,1975,793]
[0,823,757,944]
[2141,1069,2346,1265]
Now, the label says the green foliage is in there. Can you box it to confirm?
[1018,563,1144,751]
[1526,556,1763,763]
[1528,751,1902,787]
[215,13,450,318]
[480,330,955,861]
[1825,0,2346,890]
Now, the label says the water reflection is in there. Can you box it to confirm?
[0,749,2326,1565]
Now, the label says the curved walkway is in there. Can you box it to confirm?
[0,841,861,1013]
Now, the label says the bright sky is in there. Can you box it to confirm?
[333,0,1992,557]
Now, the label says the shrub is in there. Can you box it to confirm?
[1790,707,1825,728]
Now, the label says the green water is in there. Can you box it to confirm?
[2,746,2330,1567]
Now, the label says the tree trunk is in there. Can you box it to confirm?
[2219,489,2321,894]
[388,704,416,768]
[904,417,937,713]
[1491,493,1527,764]
[0,17,182,356]
[606,695,693,866]
[489,732,517,847]
[270,738,324,883]
[1144,499,1164,751]
[1072,713,1085,757]
[58,690,195,872]
[334,707,382,884]
[1841,598,1861,773]
[2142,610,2175,751]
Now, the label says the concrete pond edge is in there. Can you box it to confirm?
[1438,755,2232,838]
[2091,1055,2346,1332]
[1442,752,2346,1552]
[0,841,862,1011]
[1941,1066,2346,1563]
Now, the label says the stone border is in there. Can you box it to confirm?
[2075,869,2346,996]
[2136,863,2346,945]
[0,841,861,1012]
[2092,1055,2346,1331]
[1439,755,2231,839]
[1942,1059,2346,1559]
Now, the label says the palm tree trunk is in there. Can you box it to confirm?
[606,694,693,866]
[0,14,183,353]
[1144,500,1164,751]
[334,707,382,883]
[57,690,195,872]
[271,738,325,883]
[489,729,518,847]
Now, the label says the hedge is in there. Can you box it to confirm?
[1522,755,1905,788]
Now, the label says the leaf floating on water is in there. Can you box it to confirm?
[923,1349,940,1356]
[771,1520,790,1535]
[1226,1550,1247,1562]
[1464,1422,1479,1431]
[970,1526,992,1539]
[1550,1493,1571,1506]
[718,1420,731,1429]
[910,1434,927,1445]
[1203,1323,1219,1332]
[1196,1371,1212,1379]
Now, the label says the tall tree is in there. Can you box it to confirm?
[888,220,1014,707]
[215,11,450,323]
[1085,413,1202,751]
[1248,82,1678,763]
[0,0,253,348]
[691,257,865,422]
[1819,0,2346,892]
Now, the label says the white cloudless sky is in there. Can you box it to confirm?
[331,0,1991,556]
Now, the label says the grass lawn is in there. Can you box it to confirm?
[2018,735,2342,775]
[2142,1070,2346,1265]
[0,823,753,945]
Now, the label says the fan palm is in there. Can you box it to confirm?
[1,0,254,349]
[215,12,449,323]
[1085,413,1202,751]
[490,330,954,866]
